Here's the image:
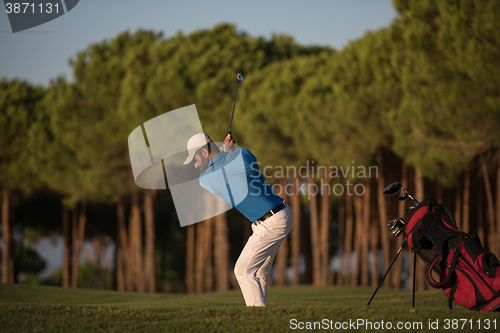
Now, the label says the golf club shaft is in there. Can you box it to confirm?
[401,185,420,205]
[367,240,406,306]
[408,194,419,205]
[229,80,240,135]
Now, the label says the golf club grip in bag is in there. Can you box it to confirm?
[403,198,500,312]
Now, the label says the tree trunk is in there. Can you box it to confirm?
[276,237,289,286]
[194,221,205,294]
[129,183,143,292]
[276,178,289,286]
[462,171,470,234]
[352,194,364,286]
[214,212,229,291]
[454,185,462,230]
[9,193,16,283]
[414,169,427,291]
[205,218,214,291]
[1,186,14,284]
[308,175,320,285]
[62,206,70,288]
[397,160,408,221]
[415,169,424,200]
[337,195,345,285]
[116,198,125,292]
[78,202,87,284]
[480,155,496,254]
[478,181,486,246]
[366,181,378,288]
[369,220,379,288]
[345,194,354,286]
[436,182,443,205]
[319,175,331,286]
[117,197,131,292]
[70,205,79,288]
[360,182,370,287]
[71,200,87,288]
[376,152,390,287]
[290,175,301,285]
[301,205,313,284]
[143,190,156,293]
[243,220,251,247]
[195,221,205,293]
[495,165,500,257]
[186,224,195,294]
[391,159,407,288]
[410,168,423,292]
[116,242,124,292]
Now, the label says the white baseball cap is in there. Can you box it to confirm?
[183,133,213,165]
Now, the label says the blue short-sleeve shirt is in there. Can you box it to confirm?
[199,148,283,222]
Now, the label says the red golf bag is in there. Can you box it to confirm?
[404,198,500,312]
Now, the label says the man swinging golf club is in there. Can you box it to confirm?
[182,74,292,307]
[183,132,293,307]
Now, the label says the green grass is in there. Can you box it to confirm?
[0,284,498,332]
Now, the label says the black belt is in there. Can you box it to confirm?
[256,202,287,222]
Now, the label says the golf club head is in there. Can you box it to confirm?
[398,193,420,205]
[387,218,404,231]
[237,73,243,83]
[398,193,410,201]
[383,181,403,196]
[392,229,403,237]
[387,218,399,230]
[405,206,416,216]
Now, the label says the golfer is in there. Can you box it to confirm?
[183,133,293,307]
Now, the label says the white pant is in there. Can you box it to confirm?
[234,205,293,306]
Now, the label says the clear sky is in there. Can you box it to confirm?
[1,0,398,87]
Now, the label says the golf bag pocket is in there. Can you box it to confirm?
[440,236,500,311]
[482,252,500,292]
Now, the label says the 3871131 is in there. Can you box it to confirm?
[443,318,496,330]
[5,2,60,14]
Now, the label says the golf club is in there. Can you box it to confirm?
[228,73,243,136]
[387,218,405,237]
[383,181,404,195]
[405,206,416,216]
[383,181,419,205]
[387,218,403,230]
[398,193,409,201]
[398,193,419,205]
